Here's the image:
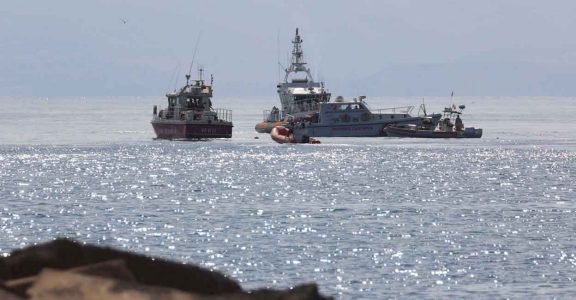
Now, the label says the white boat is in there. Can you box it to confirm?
[255,28,330,133]
[293,96,441,138]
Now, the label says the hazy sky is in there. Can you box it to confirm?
[1,0,576,96]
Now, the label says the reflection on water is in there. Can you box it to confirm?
[0,96,575,298]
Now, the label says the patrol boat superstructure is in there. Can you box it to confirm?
[255,28,330,133]
[277,28,331,116]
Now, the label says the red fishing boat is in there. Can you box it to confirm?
[151,69,233,139]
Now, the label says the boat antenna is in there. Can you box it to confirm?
[198,65,204,81]
[186,31,202,85]
[277,28,281,82]
[169,61,181,92]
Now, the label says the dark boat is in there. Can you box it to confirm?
[151,69,233,139]
[384,125,482,138]
[383,104,482,138]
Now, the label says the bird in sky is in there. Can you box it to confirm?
[120,19,127,24]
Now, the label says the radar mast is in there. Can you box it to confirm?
[284,28,313,82]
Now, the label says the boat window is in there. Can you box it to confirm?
[338,104,351,110]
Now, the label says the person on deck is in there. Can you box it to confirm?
[422,118,432,130]
[442,118,454,132]
[455,115,464,131]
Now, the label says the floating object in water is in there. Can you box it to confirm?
[270,126,320,144]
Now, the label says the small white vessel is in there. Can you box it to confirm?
[293,96,441,138]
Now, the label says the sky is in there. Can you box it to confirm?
[1,0,576,96]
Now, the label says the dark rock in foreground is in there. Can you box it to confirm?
[0,239,331,300]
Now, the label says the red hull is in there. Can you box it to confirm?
[151,122,232,139]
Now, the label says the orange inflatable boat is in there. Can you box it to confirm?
[270,126,320,144]
[255,120,288,133]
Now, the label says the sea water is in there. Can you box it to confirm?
[0,96,575,298]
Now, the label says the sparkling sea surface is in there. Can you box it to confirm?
[0,96,575,298]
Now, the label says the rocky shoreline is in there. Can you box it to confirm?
[0,239,331,300]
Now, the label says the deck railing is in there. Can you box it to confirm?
[262,109,286,122]
[214,108,232,122]
[371,105,414,115]
[154,106,232,122]
[287,102,321,114]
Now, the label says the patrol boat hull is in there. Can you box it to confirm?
[301,117,429,137]
[152,121,232,139]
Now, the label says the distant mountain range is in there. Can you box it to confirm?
[2,61,575,97]
[328,61,576,97]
